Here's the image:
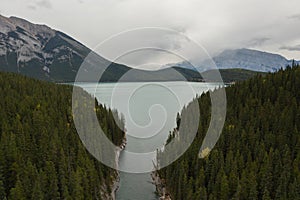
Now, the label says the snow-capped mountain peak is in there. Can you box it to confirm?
[0,15,130,82]
[9,16,55,37]
[0,15,94,81]
[166,48,298,72]
[213,48,293,72]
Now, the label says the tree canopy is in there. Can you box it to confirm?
[158,64,300,199]
[0,72,125,199]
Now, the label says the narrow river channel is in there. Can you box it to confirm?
[78,81,220,200]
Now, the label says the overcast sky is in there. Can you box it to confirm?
[1,0,300,67]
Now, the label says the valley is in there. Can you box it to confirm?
[0,11,300,200]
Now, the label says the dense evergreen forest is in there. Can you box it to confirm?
[157,64,300,199]
[0,72,125,199]
[202,68,266,83]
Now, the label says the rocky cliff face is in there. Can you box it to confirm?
[211,48,296,72]
[0,15,128,82]
[166,48,298,72]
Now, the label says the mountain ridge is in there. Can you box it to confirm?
[0,14,130,82]
[167,48,299,72]
[0,15,297,83]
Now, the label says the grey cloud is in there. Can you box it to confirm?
[27,5,37,10]
[36,0,52,9]
[3,0,300,61]
[158,34,184,50]
[248,37,271,47]
[280,45,300,51]
[288,14,300,20]
[169,25,188,34]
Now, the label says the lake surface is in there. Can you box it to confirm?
[77,81,220,200]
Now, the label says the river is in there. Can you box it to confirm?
[77,81,220,200]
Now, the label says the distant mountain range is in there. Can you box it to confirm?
[167,48,299,72]
[0,15,213,82]
[0,15,298,83]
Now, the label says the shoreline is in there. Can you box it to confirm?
[151,170,172,200]
[111,137,127,200]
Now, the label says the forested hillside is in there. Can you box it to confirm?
[202,68,266,83]
[0,72,125,199]
[157,64,300,199]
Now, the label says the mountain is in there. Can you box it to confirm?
[0,15,130,82]
[101,67,263,83]
[101,66,204,82]
[0,15,286,83]
[168,48,299,72]
[212,48,297,72]
[0,15,210,83]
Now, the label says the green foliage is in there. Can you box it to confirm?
[158,64,300,199]
[173,67,266,83]
[217,68,266,83]
[0,72,125,199]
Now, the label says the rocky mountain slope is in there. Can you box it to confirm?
[0,15,129,82]
[168,48,298,72]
